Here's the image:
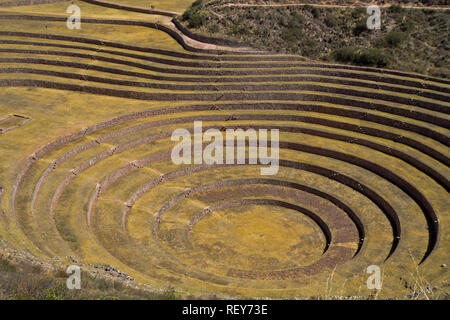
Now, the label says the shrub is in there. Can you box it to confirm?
[400,19,415,33]
[208,24,220,34]
[357,48,390,67]
[292,12,306,26]
[44,284,65,300]
[301,37,319,56]
[385,31,407,47]
[281,27,303,42]
[281,12,306,42]
[434,59,445,68]
[187,12,206,28]
[324,11,339,28]
[163,287,177,300]
[389,5,404,14]
[279,16,289,27]
[352,6,366,18]
[181,0,205,28]
[311,7,321,19]
[333,47,390,67]
[95,278,111,291]
[333,46,358,63]
[354,18,368,36]
[231,22,250,36]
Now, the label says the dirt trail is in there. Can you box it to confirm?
[209,2,450,10]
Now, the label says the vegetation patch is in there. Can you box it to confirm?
[0,254,178,300]
[180,2,449,77]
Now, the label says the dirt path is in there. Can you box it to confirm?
[209,2,450,10]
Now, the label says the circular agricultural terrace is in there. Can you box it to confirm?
[0,1,448,298]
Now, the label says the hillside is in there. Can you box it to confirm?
[180,1,449,78]
[204,0,450,6]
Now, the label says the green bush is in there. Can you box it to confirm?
[291,12,306,26]
[333,46,358,63]
[385,31,407,47]
[208,24,220,34]
[352,6,366,18]
[400,19,415,33]
[181,0,205,28]
[354,18,368,36]
[301,37,319,56]
[163,287,177,300]
[282,27,303,42]
[357,48,390,67]
[389,5,404,14]
[281,12,306,42]
[311,7,321,19]
[187,13,206,28]
[325,16,337,28]
[231,21,250,36]
[279,16,289,27]
[44,284,65,300]
[333,47,390,67]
